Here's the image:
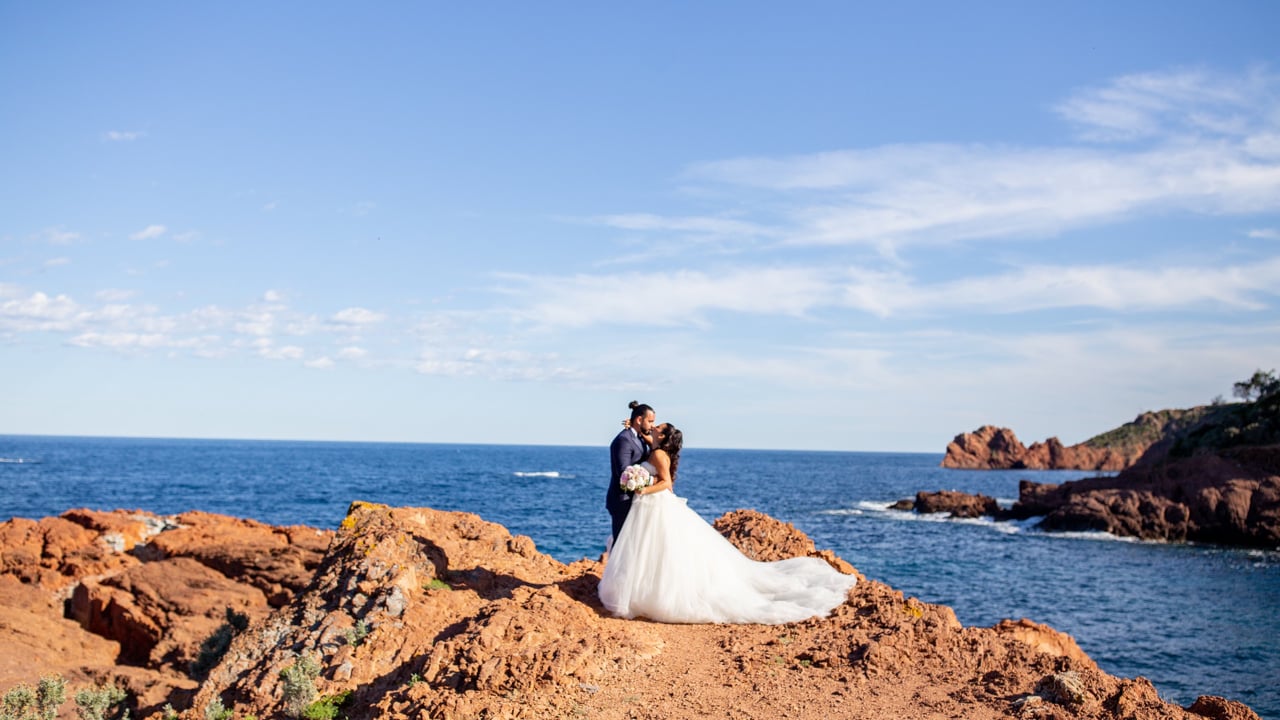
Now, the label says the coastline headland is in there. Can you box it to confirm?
[922,387,1280,547]
[0,503,1260,719]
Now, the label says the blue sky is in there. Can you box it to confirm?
[2,2,1279,451]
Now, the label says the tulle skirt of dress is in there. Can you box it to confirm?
[598,491,857,624]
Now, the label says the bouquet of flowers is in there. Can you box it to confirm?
[619,464,652,492]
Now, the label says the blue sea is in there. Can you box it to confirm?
[2,435,1277,718]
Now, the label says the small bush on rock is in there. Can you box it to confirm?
[192,607,250,679]
[302,690,351,720]
[73,684,126,720]
[280,654,322,718]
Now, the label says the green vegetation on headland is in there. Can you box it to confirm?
[1083,369,1280,462]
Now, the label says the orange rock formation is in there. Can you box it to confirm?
[0,504,1260,720]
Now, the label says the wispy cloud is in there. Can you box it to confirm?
[1054,66,1275,142]
[35,227,82,245]
[1249,228,1280,240]
[503,266,835,328]
[594,213,774,239]
[632,68,1280,253]
[414,348,582,382]
[495,256,1280,327]
[130,224,167,240]
[44,257,71,268]
[330,307,386,326]
[103,130,146,142]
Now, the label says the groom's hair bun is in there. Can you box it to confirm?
[629,401,653,421]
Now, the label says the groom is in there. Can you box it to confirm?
[607,402,656,544]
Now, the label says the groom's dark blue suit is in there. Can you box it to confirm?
[607,427,647,543]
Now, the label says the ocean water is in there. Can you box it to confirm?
[2,435,1277,718]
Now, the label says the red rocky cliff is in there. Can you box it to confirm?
[943,425,1140,471]
[0,504,1261,720]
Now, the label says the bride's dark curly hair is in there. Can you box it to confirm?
[657,423,683,480]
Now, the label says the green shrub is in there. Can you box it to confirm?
[204,698,233,720]
[280,654,321,718]
[2,683,38,720]
[423,578,450,591]
[302,690,351,720]
[343,620,369,648]
[73,684,126,720]
[192,608,250,679]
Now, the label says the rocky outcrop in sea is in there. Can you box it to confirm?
[927,389,1280,547]
[1,503,1262,719]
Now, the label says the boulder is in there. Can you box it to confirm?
[69,556,269,668]
[144,511,331,606]
[914,490,1001,518]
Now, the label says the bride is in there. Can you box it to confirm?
[598,423,857,624]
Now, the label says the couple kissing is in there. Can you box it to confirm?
[598,400,857,625]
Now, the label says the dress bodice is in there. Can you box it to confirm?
[640,460,657,475]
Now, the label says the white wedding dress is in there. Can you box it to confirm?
[599,462,857,624]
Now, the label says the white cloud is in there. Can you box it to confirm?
[338,346,368,360]
[837,258,1280,317]
[496,255,1280,328]
[104,130,146,142]
[263,201,278,212]
[36,227,81,245]
[330,307,386,326]
[506,266,835,329]
[1249,228,1280,240]
[235,310,275,337]
[649,68,1280,253]
[1054,66,1273,142]
[69,332,168,349]
[262,290,285,303]
[130,224,167,240]
[305,357,335,369]
[44,257,70,268]
[0,291,82,331]
[254,340,305,361]
[595,213,773,238]
[414,348,581,382]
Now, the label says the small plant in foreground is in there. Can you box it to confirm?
[2,683,38,720]
[192,607,251,678]
[73,684,126,720]
[204,698,233,720]
[302,690,351,720]
[280,654,321,718]
[423,578,450,591]
[343,619,369,647]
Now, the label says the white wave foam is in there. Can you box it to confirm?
[821,501,1148,543]
[0,457,35,464]
[513,471,561,478]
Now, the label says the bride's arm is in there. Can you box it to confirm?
[636,450,673,495]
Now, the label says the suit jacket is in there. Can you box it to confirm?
[607,427,647,512]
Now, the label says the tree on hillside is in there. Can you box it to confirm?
[1233,369,1280,403]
